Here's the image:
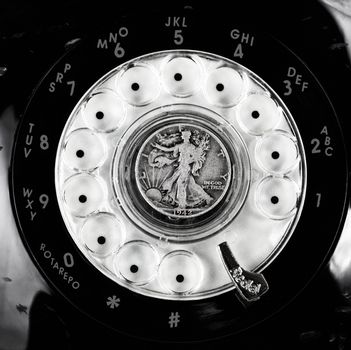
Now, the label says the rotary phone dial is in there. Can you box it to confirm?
[1,1,351,348]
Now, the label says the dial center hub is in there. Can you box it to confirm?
[112,105,250,242]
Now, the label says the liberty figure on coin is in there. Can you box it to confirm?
[150,129,213,209]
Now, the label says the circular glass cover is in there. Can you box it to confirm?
[55,50,306,300]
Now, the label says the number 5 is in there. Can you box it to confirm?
[174,30,183,45]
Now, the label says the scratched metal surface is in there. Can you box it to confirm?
[322,0,351,302]
[323,0,351,57]
[0,106,49,350]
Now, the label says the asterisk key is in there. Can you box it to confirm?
[106,295,120,309]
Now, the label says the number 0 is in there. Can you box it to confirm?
[63,253,74,268]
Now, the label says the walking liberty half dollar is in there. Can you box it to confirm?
[136,124,232,218]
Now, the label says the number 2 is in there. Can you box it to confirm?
[311,138,321,154]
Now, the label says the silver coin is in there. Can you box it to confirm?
[135,124,232,218]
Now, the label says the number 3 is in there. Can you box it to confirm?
[283,80,292,96]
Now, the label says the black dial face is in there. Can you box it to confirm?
[10,5,348,343]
